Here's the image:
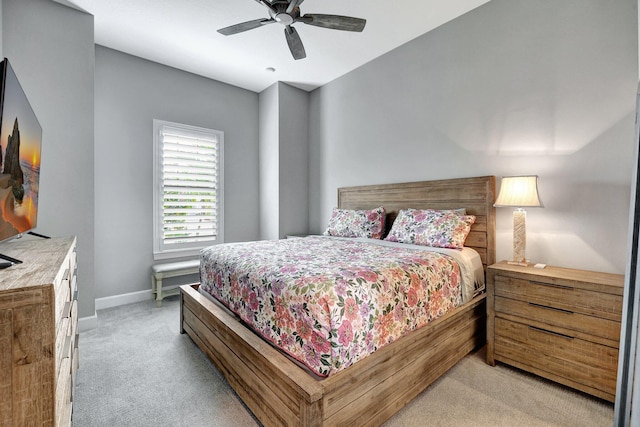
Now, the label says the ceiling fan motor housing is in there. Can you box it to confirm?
[269,0,298,25]
[274,13,294,25]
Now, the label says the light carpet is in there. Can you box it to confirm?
[73,296,614,426]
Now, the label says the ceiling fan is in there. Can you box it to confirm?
[217,0,367,60]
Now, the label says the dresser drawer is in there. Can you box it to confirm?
[69,247,78,299]
[55,352,72,427]
[494,318,618,397]
[55,301,74,427]
[55,314,70,369]
[55,297,75,373]
[494,275,622,321]
[54,266,71,326]
[495,296,621,343]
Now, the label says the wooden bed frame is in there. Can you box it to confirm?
[180,175,496,426]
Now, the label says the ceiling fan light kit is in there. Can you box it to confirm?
[218,0,367,60]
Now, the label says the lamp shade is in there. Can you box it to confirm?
[494,175,543,208]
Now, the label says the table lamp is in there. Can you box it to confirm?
[494,175,543,266]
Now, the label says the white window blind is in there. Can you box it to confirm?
[153,120,224,259]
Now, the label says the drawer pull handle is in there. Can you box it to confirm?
[62,335,72,359]
[71,275,78,296]
[529,326,574,340]
[63,301,72,319]
[531,281,573,290]
[529,302,574,314]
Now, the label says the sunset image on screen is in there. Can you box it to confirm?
[0,61,42,242]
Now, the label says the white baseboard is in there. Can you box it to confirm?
[79,312,98,332]
[78,291,150,333]
[95,289,153,311]
[79,287,182,332]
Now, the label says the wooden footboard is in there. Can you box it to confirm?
[181,283,324,426]
[181,283,486,427]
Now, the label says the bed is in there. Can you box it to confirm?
[180,175,496,426]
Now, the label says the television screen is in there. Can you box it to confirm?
[0,58,42,243]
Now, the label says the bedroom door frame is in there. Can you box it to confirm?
[615,81,640,426]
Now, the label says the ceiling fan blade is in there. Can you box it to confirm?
[284,26,306,60]
[298,14,366,32]
[218,18,274,36]
[254,0,276,13]
[286,0,301,14]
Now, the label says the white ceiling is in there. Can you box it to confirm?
[56,0,491,93]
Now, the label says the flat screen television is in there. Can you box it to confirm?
[0,58,42,246]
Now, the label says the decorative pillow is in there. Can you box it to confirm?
[385,209,476,249]
[323,206,386,239]
[449,208,467,215]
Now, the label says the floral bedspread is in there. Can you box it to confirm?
[199,236,463,377]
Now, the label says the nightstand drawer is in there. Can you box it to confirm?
[495,318,618,397]
[495,296,621,342]
[494,275,622,321]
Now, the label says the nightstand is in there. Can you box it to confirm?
[486,261,624,402]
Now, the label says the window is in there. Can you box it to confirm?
[153,120,224,259]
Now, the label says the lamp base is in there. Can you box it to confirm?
[507,260,529,267]
[512,209,527,265]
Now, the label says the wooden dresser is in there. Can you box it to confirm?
[486,261,623,402]
[0,236,78,426]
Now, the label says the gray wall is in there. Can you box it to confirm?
[259,82,309,240]
[3,0,95,317]
[278,82,309,238]
[259,83,280,240]
[94,46,259,299]
[309,0,638,275]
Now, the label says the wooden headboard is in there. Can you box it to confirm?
[337,176,496,269]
